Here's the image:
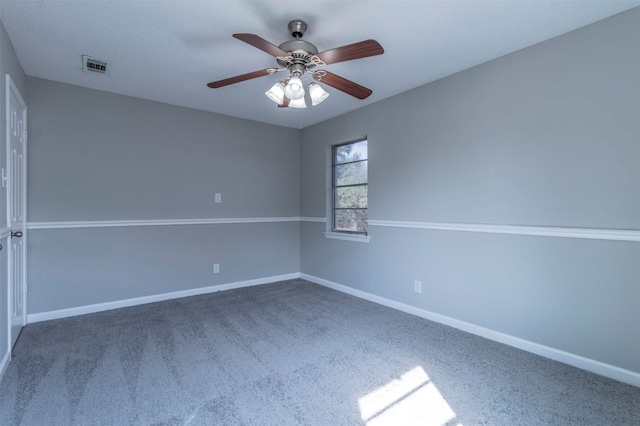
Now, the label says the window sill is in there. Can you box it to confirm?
[324,232,370,243]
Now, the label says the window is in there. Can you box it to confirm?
[332,139,368,234]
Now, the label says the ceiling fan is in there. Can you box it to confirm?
[207,20,384,108]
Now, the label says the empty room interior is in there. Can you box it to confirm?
[0,1,639,424]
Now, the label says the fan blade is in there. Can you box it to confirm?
[233,33,291,58]
[315,39,383,65]
[314,71,373,99]
[278,96,291,108]
[207,69,272,88]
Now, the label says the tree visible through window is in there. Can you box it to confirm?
[333,139,367,233]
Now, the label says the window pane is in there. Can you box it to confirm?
[335,161,367,186]
[335,186,367,208]
[335,140,368,164]
[334,209,368,233]
[332,139,368,235]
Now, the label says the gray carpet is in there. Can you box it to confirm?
[0,279,638,425]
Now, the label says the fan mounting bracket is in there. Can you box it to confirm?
[288,20,307,39]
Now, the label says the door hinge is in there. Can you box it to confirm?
[22,130,27,143]
[1,168,6,189]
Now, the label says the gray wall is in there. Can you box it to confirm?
[3,6,638,382]
[1,20,26,229]
[27,78,301,313]
[300,9,640,373]
[0,18,27,367]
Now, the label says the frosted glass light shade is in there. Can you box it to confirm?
[288,97,307,108]
[265,82,285,104]
[309,83,329,105]
[284,76,305,100]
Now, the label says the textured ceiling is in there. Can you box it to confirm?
[1,1,639,129]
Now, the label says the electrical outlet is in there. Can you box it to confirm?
[214,193,221,203]
[414,280,422,294]
[213,263,220,274]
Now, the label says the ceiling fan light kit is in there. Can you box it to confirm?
[288,97,307,109]
[308,83,330,106]
[283,75,305,100]
[208,19,384,109]
[265,81,285,104]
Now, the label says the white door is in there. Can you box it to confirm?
[6,75,27,348]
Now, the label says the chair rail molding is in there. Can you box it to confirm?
[367,219,640,242]
[27,218,639,242]
[27,217,303,230]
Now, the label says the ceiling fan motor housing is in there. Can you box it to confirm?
[277,40,318,65]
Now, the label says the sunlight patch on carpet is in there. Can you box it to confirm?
[358,366,459,426]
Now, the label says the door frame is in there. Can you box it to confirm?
[5,74,27,350]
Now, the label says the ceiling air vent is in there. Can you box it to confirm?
[82,55,108,74]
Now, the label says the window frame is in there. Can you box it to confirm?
[331,139,368,235]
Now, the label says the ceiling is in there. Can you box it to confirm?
[1,1,638,129]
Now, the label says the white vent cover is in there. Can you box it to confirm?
[82,55,108,74]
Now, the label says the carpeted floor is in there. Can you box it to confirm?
[0,279,638,425]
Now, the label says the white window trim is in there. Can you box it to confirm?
[324,231,370,243]
[330,138,369,237]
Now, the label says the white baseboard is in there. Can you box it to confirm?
[300,273,640,388]
[23,271,639,387]
[27,273,301,323]
[0,349,10,384]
